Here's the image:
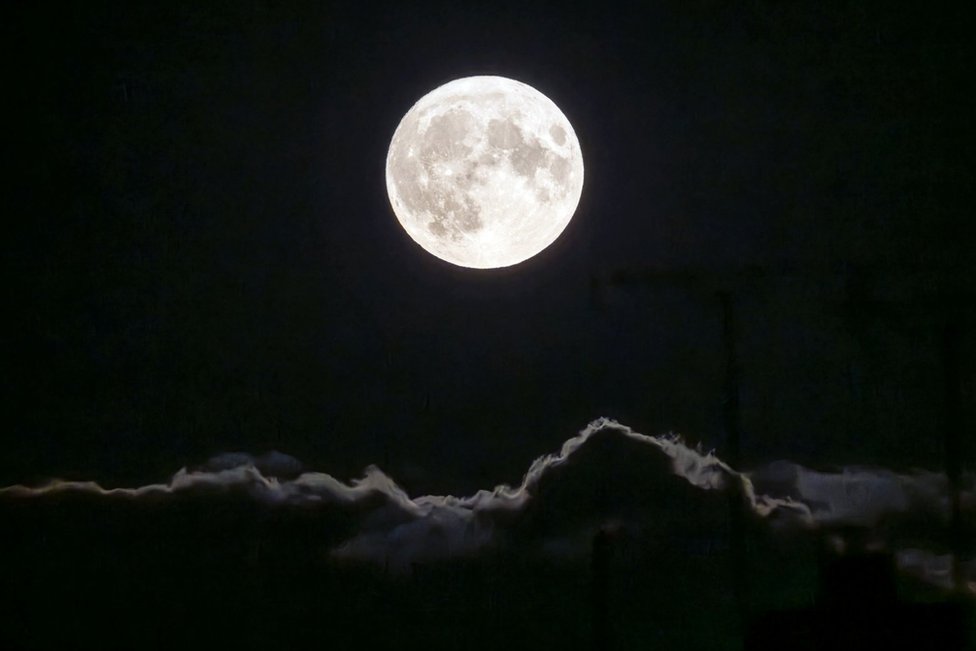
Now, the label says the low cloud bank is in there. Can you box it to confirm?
[2,418,972,593]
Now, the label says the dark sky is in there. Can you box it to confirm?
[3,1,972,494]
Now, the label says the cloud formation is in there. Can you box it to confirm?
[2,418,972,593]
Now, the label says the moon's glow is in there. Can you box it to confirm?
[386,76,584,269]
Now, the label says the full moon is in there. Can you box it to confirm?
[385,76,584,269]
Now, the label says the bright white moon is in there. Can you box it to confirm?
[386,76,584,269]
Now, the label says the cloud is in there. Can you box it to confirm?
[202,450,304,478]
[1,418,972,593]
[896,549,976,593]
[748,461,957,528]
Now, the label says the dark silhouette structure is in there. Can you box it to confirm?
[591,527,613,651]
[745,549,969,651]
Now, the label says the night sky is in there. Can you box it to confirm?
[6,0,971,488]
[2,2,973,648]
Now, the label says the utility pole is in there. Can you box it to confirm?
[718,290,747,621]
[941,320,965,593]
[595,269,751,623]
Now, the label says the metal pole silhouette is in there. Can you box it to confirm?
[718,290,747,620]
[591,527,613,651]
[595,269,751,622]
[941,320,964,593]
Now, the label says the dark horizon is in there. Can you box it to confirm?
[2,417,972,649]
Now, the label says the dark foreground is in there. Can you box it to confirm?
[2,492,971,651]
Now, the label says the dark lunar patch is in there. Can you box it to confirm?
[441,192,483,236]
[478,152,500,167]
[549,124,566,145]
[455,207,482,233]
[396,167,432,215]
[421,109,475,163]
[388,113,436,217]
[487,119,524,150]
[427,219,448,237]
[511,137,547,178]
[549,155,571,184]
[391,163,426,215]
